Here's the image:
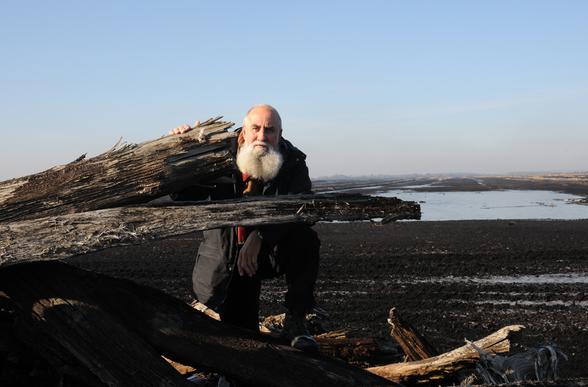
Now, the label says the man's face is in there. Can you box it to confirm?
[242,107,282,153]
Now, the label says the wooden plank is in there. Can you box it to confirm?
[0,194,421,266]
[0,117,236,223]
[0,261,396,387]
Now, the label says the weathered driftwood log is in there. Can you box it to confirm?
[387,307,438,361]
[0,194,420,266]
[0,117,236,223]
[367,324,524,383]
[184,306,400,371]
[0,261,395,387]
[174,308,401,372]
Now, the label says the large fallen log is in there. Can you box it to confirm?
[0,194,420,266]
[0,117,236,223]
[367,324,524,383]
[0,261,396,387]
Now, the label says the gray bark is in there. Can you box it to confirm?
[0,117,236,223]
[0,194,420,267]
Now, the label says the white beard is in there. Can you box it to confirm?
[236,141,284,182]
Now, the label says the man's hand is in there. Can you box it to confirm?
[237,231,263,277]
[168,120,201,136]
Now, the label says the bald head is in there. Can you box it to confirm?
[241,104,283,150]
[243,104,282,131]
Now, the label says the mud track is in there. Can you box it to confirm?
[67,219,588,377]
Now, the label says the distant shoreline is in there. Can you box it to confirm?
[313,173,588,202]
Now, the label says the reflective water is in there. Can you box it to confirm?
[379,189,588,220]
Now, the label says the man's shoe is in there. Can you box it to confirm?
[281,311,319,352]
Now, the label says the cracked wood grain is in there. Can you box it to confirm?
[0,117,237,223]
[0,194,420,266]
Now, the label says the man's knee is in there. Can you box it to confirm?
[304,227,320,251]
[274,225,320,276]
[281,225,320,254]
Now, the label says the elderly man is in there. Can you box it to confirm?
[170,104,320,351]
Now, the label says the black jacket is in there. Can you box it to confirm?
[174,137,312,308]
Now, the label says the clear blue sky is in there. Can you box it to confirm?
[1,1,587,179]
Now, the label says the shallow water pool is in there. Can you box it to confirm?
[380,189,588,220]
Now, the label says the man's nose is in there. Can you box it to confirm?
[258,128,268,141]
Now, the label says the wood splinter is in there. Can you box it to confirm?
[387,307,438,361]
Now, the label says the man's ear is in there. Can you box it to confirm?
[237,127,246,147]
